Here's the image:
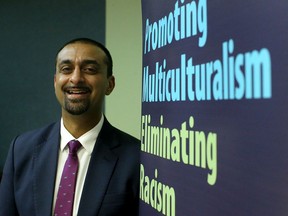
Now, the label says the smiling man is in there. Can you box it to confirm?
[0,38,140,216]
[54,40,115,138]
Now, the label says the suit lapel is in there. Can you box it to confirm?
[33,122,60,216]
[78,119,119,216]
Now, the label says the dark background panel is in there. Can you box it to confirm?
[0,0,106,172]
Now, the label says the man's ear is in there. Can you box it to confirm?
[54,74,56,89]
[106,75,115,95]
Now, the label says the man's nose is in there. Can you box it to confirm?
[70,67,84,84]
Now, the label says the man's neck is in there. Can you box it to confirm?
[62,112,102,138]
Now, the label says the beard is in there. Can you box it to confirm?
[64,97,90,115]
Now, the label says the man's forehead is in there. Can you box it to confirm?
[57,43,106,62]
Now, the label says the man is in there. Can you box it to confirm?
[0,38,140,216]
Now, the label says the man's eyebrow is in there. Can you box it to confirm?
[57,59,100,66]
[58,59,73,66]
[81,60,100,66]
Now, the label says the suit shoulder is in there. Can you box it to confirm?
[14,122,60,144]
[6,122,60,169]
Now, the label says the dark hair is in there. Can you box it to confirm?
[56,38,113,77]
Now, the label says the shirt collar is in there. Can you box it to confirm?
[60,114,104,155]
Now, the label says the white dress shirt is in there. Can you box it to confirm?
[52,114,104,216]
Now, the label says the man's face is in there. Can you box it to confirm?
[54,42,114,116]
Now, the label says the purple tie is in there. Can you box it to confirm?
[54,140,82,216]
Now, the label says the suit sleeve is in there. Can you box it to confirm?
[0,137,19,216]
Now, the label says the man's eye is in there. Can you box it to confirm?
[61,66,72,73]
[83,67,97,74]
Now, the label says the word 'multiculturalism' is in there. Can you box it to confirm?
[142,39,272,102]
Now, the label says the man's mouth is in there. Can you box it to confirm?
[67,89,89,94]
[64,87,91,96]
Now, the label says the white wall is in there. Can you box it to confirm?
[105,0,142,139]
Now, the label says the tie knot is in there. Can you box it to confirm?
[68,140,81,155]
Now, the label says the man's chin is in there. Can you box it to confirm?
[64,98,90,115]
[66,110,86,115]
[64,103,89,115]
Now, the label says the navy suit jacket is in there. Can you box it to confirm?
[0,117,140,216]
